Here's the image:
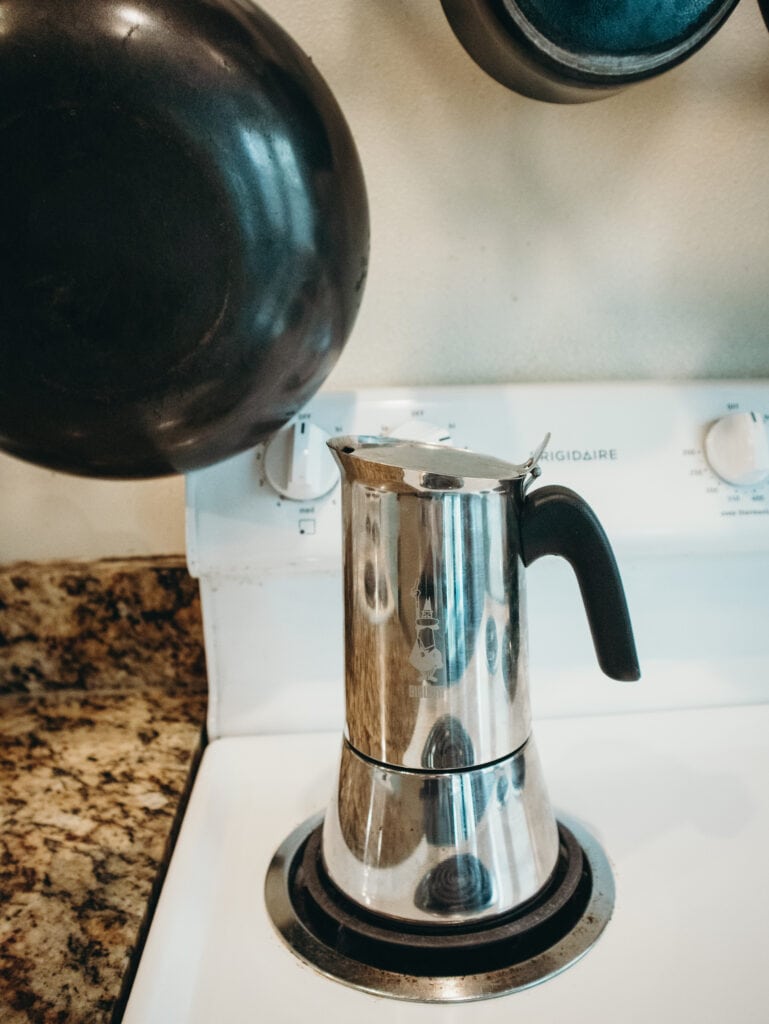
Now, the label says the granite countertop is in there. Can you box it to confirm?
[0,559,208,1024]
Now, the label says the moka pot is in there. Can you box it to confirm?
[322,435,639,927]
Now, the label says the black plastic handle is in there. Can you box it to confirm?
[520,485,640,682]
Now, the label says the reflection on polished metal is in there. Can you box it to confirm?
[328,436,546,770]
[321,434,638,931]
[322,737,559,924]
[265,812,615,1003]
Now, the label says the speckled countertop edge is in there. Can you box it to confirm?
[0,558,208,1024]
[0,557,207,697]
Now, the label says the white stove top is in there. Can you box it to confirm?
[126,704,769,1023]
[125,381,769,1021]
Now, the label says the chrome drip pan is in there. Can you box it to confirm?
[265,813,614,1003]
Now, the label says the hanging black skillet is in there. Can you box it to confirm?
[440,0,741,103]
[0,0,368,478]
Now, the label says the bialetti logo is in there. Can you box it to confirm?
[409,594,443,684]
[409,683,442,699]
[539,448,619,463]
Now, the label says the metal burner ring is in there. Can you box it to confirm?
[265,813,614,1003]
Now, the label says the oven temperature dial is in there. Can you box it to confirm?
[263,420,339,501]
[704,412,769,487]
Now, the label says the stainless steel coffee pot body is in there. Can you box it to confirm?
[322,436,639,926]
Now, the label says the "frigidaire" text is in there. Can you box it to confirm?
[539,448,618,463]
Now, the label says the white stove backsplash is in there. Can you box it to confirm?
[186,381,769,739]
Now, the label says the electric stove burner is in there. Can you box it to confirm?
[265,814,615,1002]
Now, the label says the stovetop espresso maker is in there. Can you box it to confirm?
[321,434,640,927]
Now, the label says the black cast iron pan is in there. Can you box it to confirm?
[441,0,741,102]
[0,0,369,478]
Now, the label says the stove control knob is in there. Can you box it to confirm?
[264,420,339,501]
[704,412,769,487]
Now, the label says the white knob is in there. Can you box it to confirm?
[704,412,769,487]
[263,420,339,501]
[389,420,453,445]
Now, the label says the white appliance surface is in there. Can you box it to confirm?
[125,381,769,1023]
[126,708,769,1024]
[186,381,769,741]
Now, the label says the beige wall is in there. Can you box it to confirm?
[2,0,768,562]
